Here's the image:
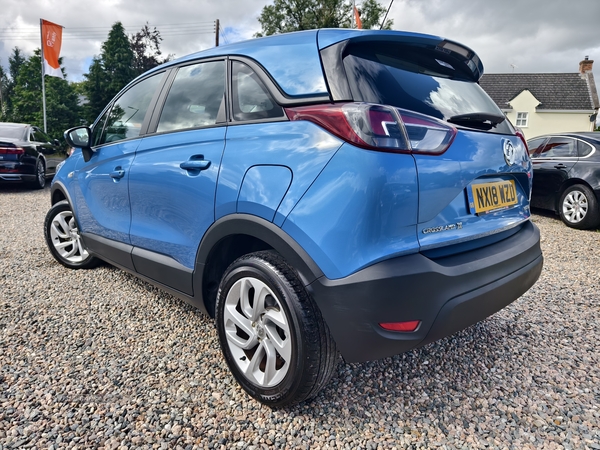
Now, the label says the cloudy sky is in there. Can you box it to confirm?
[1,0,599,82]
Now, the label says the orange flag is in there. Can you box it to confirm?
[354,6,363,29]
[41,19,63,78]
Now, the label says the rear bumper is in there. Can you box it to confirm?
[307,220,542,363]
[0,163,35,182]
[0,174,36,182]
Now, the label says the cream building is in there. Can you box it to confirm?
[479,58,599,139]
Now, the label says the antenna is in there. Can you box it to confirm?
[510,63,518,73]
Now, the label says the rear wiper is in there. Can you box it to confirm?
[447,112,506,130]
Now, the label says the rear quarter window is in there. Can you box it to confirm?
[578,140,594,157]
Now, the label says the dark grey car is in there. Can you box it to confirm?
[0,122,67,189]
[528,132,600,229]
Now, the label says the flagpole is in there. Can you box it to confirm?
[40,19,48,133]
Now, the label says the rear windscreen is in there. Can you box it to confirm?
[0,125,27,140]
[343,42,513,134]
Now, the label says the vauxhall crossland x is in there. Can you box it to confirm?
[45,29,543,407]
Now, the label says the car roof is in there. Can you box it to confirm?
[0,122,30,128]
[140,29,483,99]
[528,132,600,149]
[529,132,600,140]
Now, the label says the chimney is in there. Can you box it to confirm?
[579,56,594,73]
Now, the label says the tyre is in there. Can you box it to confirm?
[44,200,100,269]
[215,251,337,407]
[559,184,600,230]
[29,159,46,189]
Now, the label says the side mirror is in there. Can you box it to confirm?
[64,126,94,162]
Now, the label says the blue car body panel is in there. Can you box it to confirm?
[72,139,140,244]
[414,131,532,250]
[317,28,444,50]
[238,165,293,222]
[282,143,419,279]
[155,31,328,98]
[128,127,226,270]
[215,122,343,226]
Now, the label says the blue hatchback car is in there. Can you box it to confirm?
[45,29,543,406]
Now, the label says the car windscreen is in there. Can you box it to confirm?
[342,42,513,134]
[0,124,27,141]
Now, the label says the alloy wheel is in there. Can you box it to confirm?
[49,211,90,264]
[562,189,588,224]
[37,161,46,187]
[222,276,292,388]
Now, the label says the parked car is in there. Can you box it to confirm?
[45,29,543,407]
[528,132,600,229]
[0,122,66,189]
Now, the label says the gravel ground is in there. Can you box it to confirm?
[1,185,599,450]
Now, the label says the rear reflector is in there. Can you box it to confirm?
[285,102,456,154]
[379,320,421,332]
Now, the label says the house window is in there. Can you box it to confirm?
[516,112,528,127]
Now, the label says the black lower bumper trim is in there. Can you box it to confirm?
[307,221,543,363]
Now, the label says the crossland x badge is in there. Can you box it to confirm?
[503,139,516,165]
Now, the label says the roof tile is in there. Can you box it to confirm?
[479,73,595,110]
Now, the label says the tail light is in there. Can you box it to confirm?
[285,103,456,154]
[515,128,529,154]
[0,146,25,155]
[515,128,533,201]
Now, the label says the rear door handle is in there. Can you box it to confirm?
[180,155,211,171]
[110,167,125,179]
[554,163,567,169]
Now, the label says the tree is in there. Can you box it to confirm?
[0,61,8,118]
[83,22,135,123]
[256,0,393,36]
[9,47,26,84]
[357,0,391,30]
[82,56,108,124]
[101,22,136,102]
[130,23,173,77]
[10,49,81,140]
[0,47,27,122]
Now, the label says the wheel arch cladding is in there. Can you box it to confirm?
[194,214,324,318]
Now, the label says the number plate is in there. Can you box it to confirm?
[467,180,517,214]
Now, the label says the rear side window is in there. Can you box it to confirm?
[527,137,546,158]
[539,137,577,158]
[157,61,225,133]
[31,128,51,143]
[343,42,512,134]
[232,61,284,122]
[92,73,163,146]
[578,140,594,157]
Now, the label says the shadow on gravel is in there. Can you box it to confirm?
[104,262,531,419]
[531,207,600,231]
[299,317,531,418]
[0,183,51,193]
